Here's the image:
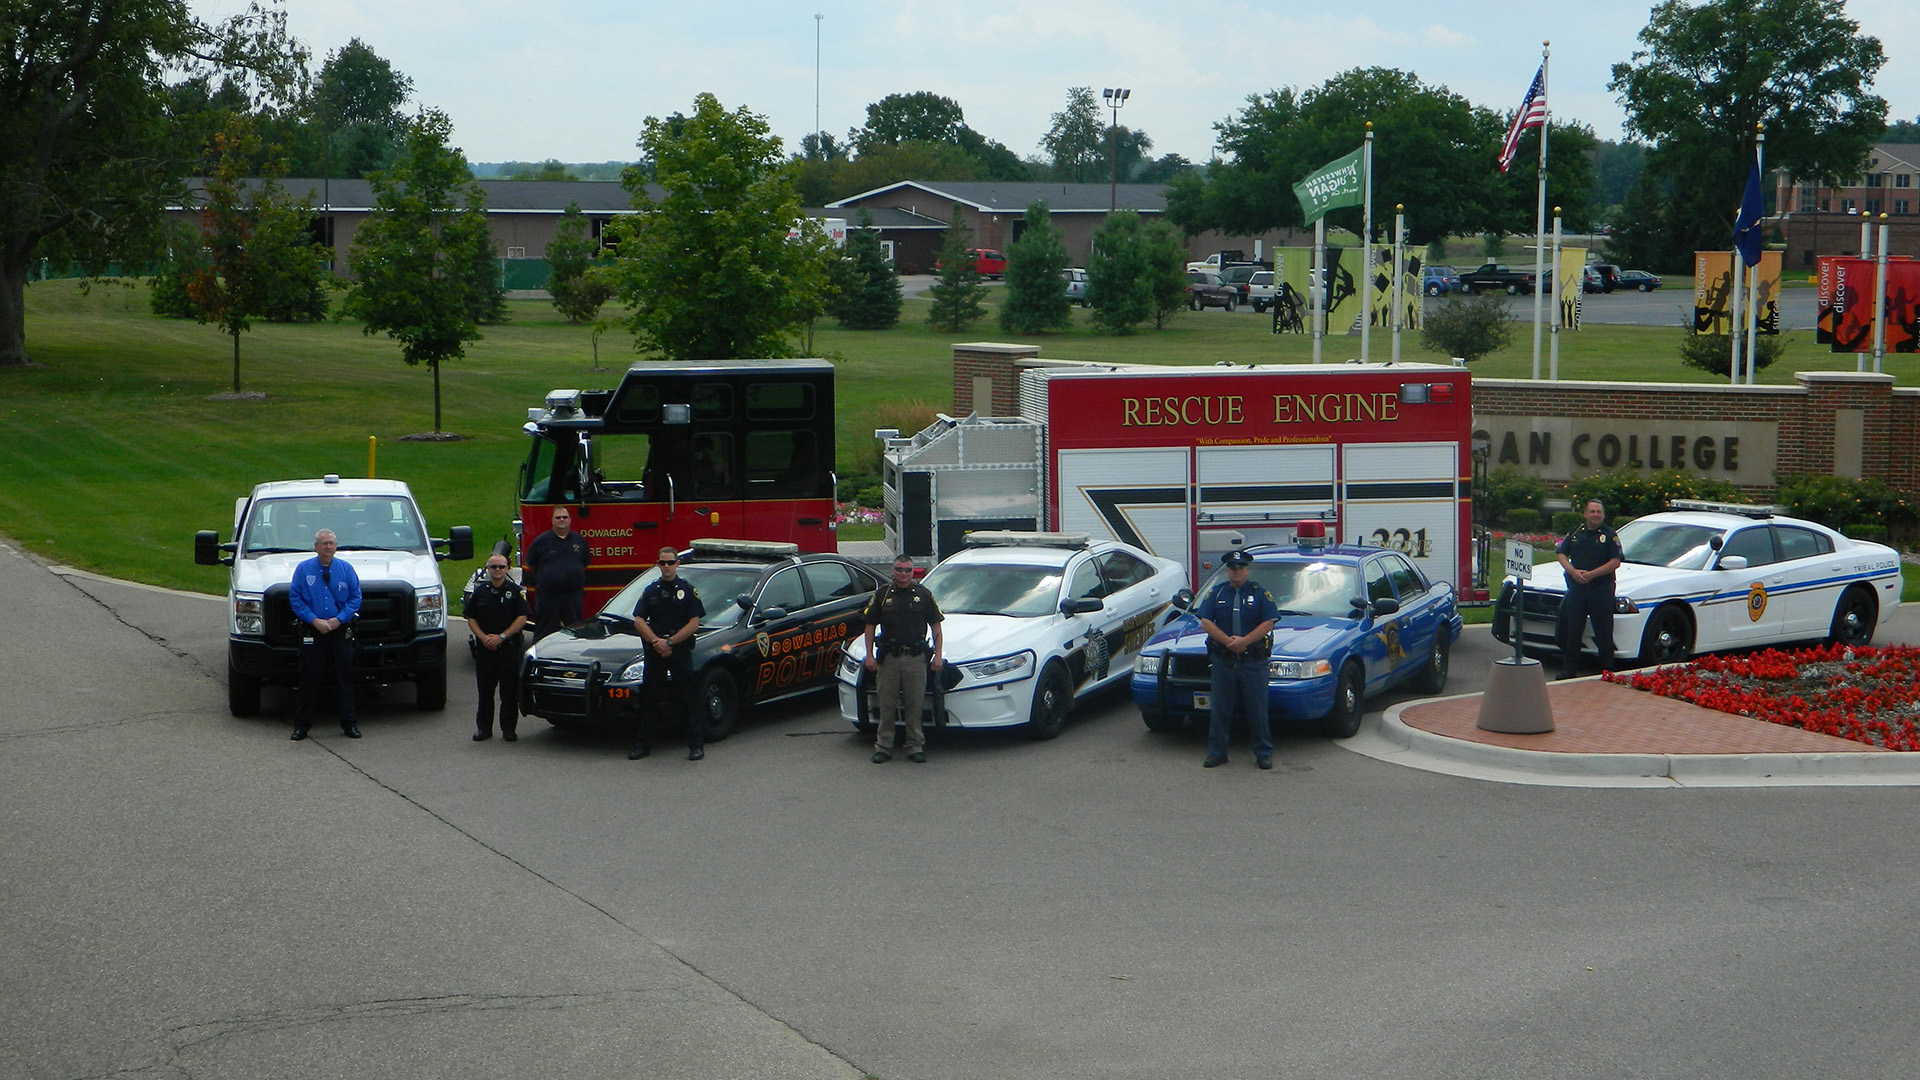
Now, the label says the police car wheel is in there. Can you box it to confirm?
[227,662,262,717]
[416,665,447,711]
[696,667,740,742]
[1025,662,1073,741]
[1829,587,1877,647]
[1410,632,1450,695]
[1638,605,1694,667]
[1321,662,1364,739]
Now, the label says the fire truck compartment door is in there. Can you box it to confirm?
[1194,445,1337,560]
[1339,442,1460,591]
[1055,448,1191,570]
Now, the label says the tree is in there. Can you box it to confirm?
[346,109,495,434]
[850,92,966,153]
[1418,294,1514,363]
[1888,115,1920,143]
[504,160,576,181]
[832,141,981,199]
[1134,153,1198,185]
[605,93,833,360]
[309,37,413,178]
[1487,118,1600,234]
[1610,0,1886,268]
[830,212,901,330]
[461,222,509,326]
[1141,221,1191,329]
[1087,212,1154,334]
[547,203,611,324]
[926,204,986,333]
[1042,87,1106,183]
[1095,126,1154,185]
[999,202,1072,334]
[0,0,303,368]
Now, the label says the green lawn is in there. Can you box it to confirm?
[1,277,1913,596]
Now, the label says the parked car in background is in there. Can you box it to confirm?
[1186,270,1238,311]
[1422,266,1462,296]
[1616,269,1663,292]
[1247,270,1277,312]
[1221,265,1262,305]
[1063,267,1090,306]
[1459,263,1536,295]
[1588,263,1621,292]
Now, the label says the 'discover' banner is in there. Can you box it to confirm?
[1820,257,1920,353]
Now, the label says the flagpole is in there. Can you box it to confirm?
[1528,43,1550,380]
[1549,208,1563,381]
[1873,213,1889,375]
[1730,248,1744,386]
[1312,218,1325,365]
[1392,204,1405,363]
[1361,123,1374,364]
[1744,125,1765,385]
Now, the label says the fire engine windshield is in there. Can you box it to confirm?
[241,497,428,556]
[923,563,1064,619]
[1195,561,1362,619]
[598,565,766,631]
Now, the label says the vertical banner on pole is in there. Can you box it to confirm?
[1753,251,1783,335]
[1692,251,1735,334]
[1557,247,1586,330]
[1816,255,1843,345]
[1886,260,1920,353]
[1829,257,1878,353]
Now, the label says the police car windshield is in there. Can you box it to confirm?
[600,565,764,630]
[1196,560,1362,619]
[923,563,1063,618]
[1616,520,1720,570]
[241,496,428,555]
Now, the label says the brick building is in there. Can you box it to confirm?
[1774,142,1920,270]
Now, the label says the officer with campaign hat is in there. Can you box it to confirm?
[1194,549,1281,769]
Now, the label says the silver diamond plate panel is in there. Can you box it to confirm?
[933,468,1039,518]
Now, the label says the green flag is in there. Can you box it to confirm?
[1292,146,1365,224]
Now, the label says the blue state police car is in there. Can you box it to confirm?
[1132,522,1464,738]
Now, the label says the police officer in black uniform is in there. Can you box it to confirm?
[1556,498,1625,678]
[629,546,706,761]
[862,554,944,764]
[465,554,531,741]
[526,506,591,640]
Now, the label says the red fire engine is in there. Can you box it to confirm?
[516,360,838,616]
[882,361,1485,600]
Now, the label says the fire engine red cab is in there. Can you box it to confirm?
[882,360,1484,601]
[517,360,838,616]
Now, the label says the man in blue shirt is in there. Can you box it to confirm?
[288,529,363,740]
[1195,549,1281,770]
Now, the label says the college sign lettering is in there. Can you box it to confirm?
[1472,415,1777,484]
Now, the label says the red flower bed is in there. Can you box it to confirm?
[1602,643,1920,750]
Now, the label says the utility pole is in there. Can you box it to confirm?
[1102,88,1130,211]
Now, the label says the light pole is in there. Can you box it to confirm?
[814,13,824,154]
[1102,87,1130,211]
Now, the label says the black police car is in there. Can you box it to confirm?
[520,539,882,740]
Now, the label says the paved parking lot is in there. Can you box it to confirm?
[12,548,1920,1080]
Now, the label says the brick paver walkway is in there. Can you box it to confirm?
[1400,678,1891,755]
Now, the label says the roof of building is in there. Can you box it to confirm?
[179,178,660,214]
[1870,143,1920,171]
[827,180,1169,214]
[811,205,950,229]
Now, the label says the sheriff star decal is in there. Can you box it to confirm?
[1377,620,1405,662]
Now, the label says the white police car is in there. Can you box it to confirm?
[836,533,1188,739]
[1494,500,1904,666]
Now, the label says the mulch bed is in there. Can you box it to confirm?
[1603,643,1920,750]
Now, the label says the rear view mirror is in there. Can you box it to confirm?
[1060,597,1104,616]
[1171,588,1194,610]
[1718,555,1749,571]
[194,530,230,567]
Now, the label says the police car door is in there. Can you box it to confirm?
[1359,558,1400,695]
[1381,553,1439,683]
[1063,555,1121,691]
[746,566,813,701]
[1772,524,1842,639]
[1703,524,1785,648]
[1095,549,1167,679]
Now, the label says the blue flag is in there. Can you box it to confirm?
[1733,162,1764,267]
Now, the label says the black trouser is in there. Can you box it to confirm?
[1559,583,1616,673]
[533,590,582,641]
[474,638,523,735]
[296,629,355,731]
[633,646,702,751]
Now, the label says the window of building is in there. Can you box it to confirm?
[1820,199,1831,211]
[1867,173,1884,188]
[1843,199,1856,212]
[1897,174,1913,188]
[1897,200,1912,216]
[1866,199,1882,214]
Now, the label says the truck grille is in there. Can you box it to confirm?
[263,581,417,646]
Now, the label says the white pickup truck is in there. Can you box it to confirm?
[196,475,472,716]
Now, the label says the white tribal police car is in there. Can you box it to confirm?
[1494,500,1903,666]
[837,533,1187,740]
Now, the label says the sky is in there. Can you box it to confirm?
[189,1,1920,166]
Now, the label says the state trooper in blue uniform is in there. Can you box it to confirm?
[1556,499,1624,678]
[1195,549,1282,769]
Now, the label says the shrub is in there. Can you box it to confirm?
[1563,469,1744,521]
[1843,523,1890,543]
[1678,332,1783,379]
[1503,508,1541,532]
[1775,474,1920,537]
[1551,511,1583,535]
[1418,293,1513,363]
[1477,465,1547,520]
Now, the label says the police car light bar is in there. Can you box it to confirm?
[689,538,801,559]
[1667,499,1783,519]
[964,531,1091,550]
[1295,519,1330,550]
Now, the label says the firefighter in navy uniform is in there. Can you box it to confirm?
[629,546,706,761]
[464,554,531,741]
[1556,499,1625,678]
[862,554,944,764]
[1195,549,1281,770]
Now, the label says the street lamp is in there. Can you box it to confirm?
[1102,88,1130,211]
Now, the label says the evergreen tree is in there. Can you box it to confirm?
[1087,211,1152,334]
[926,204,986,333]
[1141,221,1191,330]
[547,203,611,324]
[998,202,1071,335]
[831,211,902,329]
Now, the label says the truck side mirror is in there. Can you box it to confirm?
[194,530,229,567]
[437,526,474,562]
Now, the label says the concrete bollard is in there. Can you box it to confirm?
[1476,657,1555,734]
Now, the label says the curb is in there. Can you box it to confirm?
[1338,692,1920,789]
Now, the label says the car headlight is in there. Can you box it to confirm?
[1615,597,1639,614]
[959,650,1033,685]
[618,659,648,682]
[1134,652,1164,675]
[1270,658,1333,680]
[415,586,444,630]
[839,653,861,681]
[234,592,264,636]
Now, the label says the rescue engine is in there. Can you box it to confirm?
[880,360,1487,601]
[517,360,838,616]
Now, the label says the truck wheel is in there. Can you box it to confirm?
[1506,283,1521,295]
[228,662,262,717]
[1410,632,1451,695]
[1637,605,1694,667]
[1026,661,1073,741]
[1638,283,1653,292]
[696,667,741,742]
[1425,284,1440,296]
[1189,296,1201,311]
[1321,662,1365,738]
[1828,586,1877,647]
[1223,296,1236,312]
[1459,282,1474,295]
[1141,710,1185,734]
[416,664,447,710]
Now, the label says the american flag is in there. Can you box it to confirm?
[1498,66,1547,173]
